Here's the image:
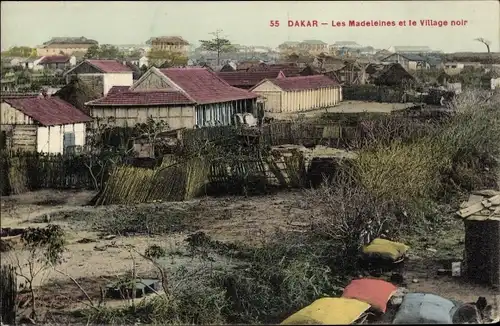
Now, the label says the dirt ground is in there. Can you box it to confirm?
[0,190,306,286]
[1,189,499,320]
[266,101,414,120]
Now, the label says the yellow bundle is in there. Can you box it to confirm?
[281,297,371,325]
[362,238,409,261]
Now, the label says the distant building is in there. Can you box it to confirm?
[365,63,415,86]
[65,59,134,96]
[278,41,301,53]
[147,36,190,56]
[37,37,98,56]
[298,40,328,55]
[382,53,430,70]
[329,42,366,57]
[443,61,483,75]
[13,57,44,71]
[424,55,444,70]
[122,56,149,69]
[388,46,433,53]
[330,41,364,50]
[359,46,376,55]
[39,56,77,70]
[250,75,342,113]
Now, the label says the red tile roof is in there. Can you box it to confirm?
[159,68,258,104]
[86,90,195,106]
[216,70,285,87]
[0,92,39,99]
[40,56,70,64]
[107,86,131,95]
[3,97,92,126]
[256,75,340,91]
[86,60,133,73]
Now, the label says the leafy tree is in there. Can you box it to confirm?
[84,44,124,60]
[13,225,66,321]
[129,49,144,58]
[1,46,35,57]
[147,49,188,67]
[100,44,124,59]
[199,29,235,65]
[84,44,100,59]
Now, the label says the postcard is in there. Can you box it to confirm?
[1,1,499,325]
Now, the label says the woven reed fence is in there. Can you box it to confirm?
[0,265,17,325]
[1,152,96,195]
[180,122,362,150]
[96,155,210,205]
[96,150,308,205]
[342,85,406,103]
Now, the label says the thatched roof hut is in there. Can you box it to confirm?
[366,63,415,87]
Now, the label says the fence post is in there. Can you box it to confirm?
[0,264,17,325]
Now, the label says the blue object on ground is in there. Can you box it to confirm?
[392,292,458,324]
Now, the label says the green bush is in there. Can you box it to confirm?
[354,90,500,204]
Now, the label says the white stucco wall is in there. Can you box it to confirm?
[103,73,134,95]
[37,123,86,154]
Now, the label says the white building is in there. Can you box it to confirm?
[250,75,342,113]
[0,96,91,154]
[64,59,134,96]
[388,46,434,53]
[330,41,364,49]
[382,53,430,70]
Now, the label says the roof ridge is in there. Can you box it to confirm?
[156,67,198,103]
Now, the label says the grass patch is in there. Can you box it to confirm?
[91,205,195,236]
[353,90,500,204]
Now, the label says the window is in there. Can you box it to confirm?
[63,131,76,154]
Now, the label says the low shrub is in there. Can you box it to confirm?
[91,205,195,236]
[353,90,500,205]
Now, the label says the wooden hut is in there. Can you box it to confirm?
[457,191,500,289]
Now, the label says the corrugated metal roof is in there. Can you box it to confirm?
[3,97,92,126]
[256,75,340,91]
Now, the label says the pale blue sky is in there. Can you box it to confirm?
[1,1,499,52]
